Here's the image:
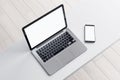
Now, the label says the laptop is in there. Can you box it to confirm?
[22,4,87,75]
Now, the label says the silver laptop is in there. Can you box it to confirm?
[22,4,87,75]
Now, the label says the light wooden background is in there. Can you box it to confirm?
[0,0,120,80]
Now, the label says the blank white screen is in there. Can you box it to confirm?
[24,7,66,48]
[85,26,95,41]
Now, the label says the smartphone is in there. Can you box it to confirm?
[84,24,95,43]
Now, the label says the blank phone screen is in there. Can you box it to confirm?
[85,25,95,42]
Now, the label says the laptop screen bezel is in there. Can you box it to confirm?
[22,4,67,50]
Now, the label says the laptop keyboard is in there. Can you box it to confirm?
[36,32,76,62]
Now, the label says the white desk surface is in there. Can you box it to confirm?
[0,0,120,80]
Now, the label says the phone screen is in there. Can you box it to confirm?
[84,25,95,42]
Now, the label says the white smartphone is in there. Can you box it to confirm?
[84,24,95,43]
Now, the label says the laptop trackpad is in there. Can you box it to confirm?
[58,49,75,65]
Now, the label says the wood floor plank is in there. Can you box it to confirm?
[93,55,120,80]
[0,46,2,52]
[103,47,120,74]
[0,7,22,41]
[111,40,120,56]
[37,0,55,11]
[83,61,109,80]
[66,68,92,80]
[64,0,79,7]
[0,0,27,29]
[48,0,71,12]
[10,0,37,23]
[51,0,63,6]
[62,0,71,12]
[92,54,103,63]
[0,25,13,50]
[65,75,76,80]
[73,69,92,80]
[23,0,46,17]
[51,0,71,11]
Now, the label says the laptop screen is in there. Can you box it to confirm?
[23,5,66,50]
